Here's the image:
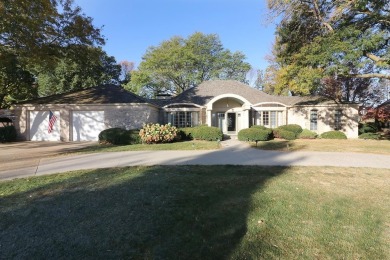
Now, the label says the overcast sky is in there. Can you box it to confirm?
[74,0,276,72]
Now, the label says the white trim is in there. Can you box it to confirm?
[252,101,288,107]
[206,94,251,110]
[163,103,203,108]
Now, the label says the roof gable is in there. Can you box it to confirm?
[169,80,305,106]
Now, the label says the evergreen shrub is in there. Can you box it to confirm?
[320,131,347,139]
[177,127,193,141]
[358,133,380,140]
[358,122,378,134]
[238,128,273,142]
[250,125,268,130]
[275,129,296,140]
[278,124,303,136]
[298,129,317,139]
[177,126,223,141]
[99,128,130,145]
[128,130,142,144]
[194,126,223,141]
[272,129,296,140]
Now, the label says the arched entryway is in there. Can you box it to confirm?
[206,94,251,135]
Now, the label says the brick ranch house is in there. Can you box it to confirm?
[11,80,359,141]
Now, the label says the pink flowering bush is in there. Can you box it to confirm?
[139,123,177,144]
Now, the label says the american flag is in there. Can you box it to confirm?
[48,111,57,133]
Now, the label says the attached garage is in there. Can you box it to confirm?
[29,111,60,141]
[72,111,105,141]
[11,84,160,141]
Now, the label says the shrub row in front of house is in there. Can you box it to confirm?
[238,124,348,141]
[99,124,223,145]
[99,123,350,145]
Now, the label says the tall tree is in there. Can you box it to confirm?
[266,0,390,98]
[0,49,36,107]
[36,47,121,96]
[0,0,109,107]
[129,32,251,97]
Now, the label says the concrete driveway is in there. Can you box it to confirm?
[1,140,390,181]
[0,141,96,177]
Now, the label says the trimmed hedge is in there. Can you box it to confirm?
[99,128,141,145]
[238,128,273,142]
[278,124,303,136]
[139,123,177,144]
[320,131,347,139]
[298,129,317,139]
[358,133,380,140]
[358,122,378,134]
[278,129,297,140]
[0,126,17,143]
[250,125,268,130]
[273,129,296,140]
[178,125,223,141]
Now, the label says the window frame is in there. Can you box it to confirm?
[334,109,342,130]
[167,111,199,128]
[310,109,318,131]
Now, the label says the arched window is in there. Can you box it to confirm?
[310,110,318,130]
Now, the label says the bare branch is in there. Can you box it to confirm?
[364,52,388,63]
[348,73,390,80]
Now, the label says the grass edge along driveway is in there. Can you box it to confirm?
[252,139,390,154]
[1,165,389,259]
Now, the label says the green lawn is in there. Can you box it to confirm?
[252,139,390,154]
[1,166,389,259]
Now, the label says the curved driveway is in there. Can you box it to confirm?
[1,140,390,180]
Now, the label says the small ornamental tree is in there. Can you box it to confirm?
[139,123,177,144]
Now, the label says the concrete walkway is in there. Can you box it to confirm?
[1,139,390,180]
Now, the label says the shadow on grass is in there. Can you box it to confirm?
[253,140,307,152]
[0,165,286,259]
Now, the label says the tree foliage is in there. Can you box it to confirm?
[129,32,251,97]
[36,46,121,96]
[267,0,390,100]
[0,0,119,107]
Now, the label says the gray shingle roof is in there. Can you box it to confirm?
[167,80,309,106]
[18,84,148,104]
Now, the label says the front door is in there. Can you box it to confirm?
[227,113,236,132]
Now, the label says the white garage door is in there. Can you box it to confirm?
[72,111,105,141]
[30,111,61,141]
